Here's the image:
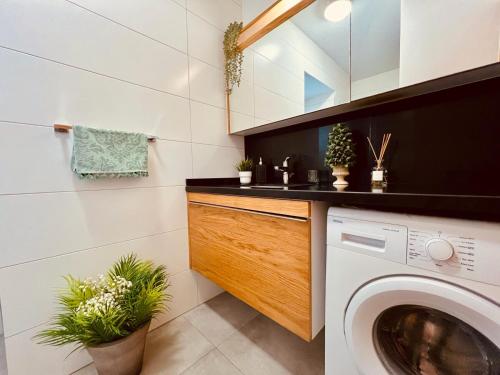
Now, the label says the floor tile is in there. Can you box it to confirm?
[218,315,325,375]
[141,316,214,375]
[183,293,259,346]
[181,349,241,375]
[73,316,214,375]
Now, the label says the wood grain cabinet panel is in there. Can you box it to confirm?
[187,192,310,218]
[187,193,327,342]
[188,201,313,340]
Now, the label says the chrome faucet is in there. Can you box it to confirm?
[274,156,294,185]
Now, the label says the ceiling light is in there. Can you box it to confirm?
[324,0,352,22]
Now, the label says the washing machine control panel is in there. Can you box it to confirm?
[407,229,488,282]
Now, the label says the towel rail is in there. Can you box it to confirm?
[53,124,158,142]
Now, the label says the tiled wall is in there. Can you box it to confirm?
[0,0,244,373]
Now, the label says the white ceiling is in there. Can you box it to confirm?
[243,0,402,81]
[349,0,401,80]
[292,1,350,72]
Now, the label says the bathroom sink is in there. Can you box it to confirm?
[248,184,313,189]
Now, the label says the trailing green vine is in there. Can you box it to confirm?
[223,21,244,95]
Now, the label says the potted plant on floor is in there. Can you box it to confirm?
[325,123,356,186]
[236,157,253,185]
[36,254,170,375]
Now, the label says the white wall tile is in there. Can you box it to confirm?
[172,0,186,7]
[190,101,244,149]
[189,57,226,108]
[252,35,305,79]
[241,48,254,85]
[0,123,192,194]
[194,273,224,304]
[0,186,187,268]
[254,53,303,105]
[187,13,224,68]
[150,270,199,330]
[254,86,302,123]
[0,0,189,96]
[0,48,191,141]
[187,0,241,31]
[5,325,92,375]
[230,79,255,117]
[192,143,243,178]
[70,0,188,52]
[230,111,255,133]
[0,230,188,337]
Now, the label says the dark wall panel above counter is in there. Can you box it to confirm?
[245,72,500,194]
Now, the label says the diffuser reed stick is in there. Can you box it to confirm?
[367,133,392,169]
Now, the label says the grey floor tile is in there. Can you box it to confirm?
[218,315,324,375]
[72,296,325,375]
[73,316,214,375]
[183,293,259,347]
[141,316,215,375]
[181,349,241,375]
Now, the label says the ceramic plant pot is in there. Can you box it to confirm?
[239,171,252,185]
[87,322,150,375]
[332,165,349,186]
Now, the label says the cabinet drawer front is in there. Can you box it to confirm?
[188,202,312,340]
[187,192,310,218]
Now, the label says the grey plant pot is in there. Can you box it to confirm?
[87,322,150,375]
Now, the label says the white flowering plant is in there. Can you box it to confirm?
[36,254,170,348]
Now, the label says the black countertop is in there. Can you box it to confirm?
[186,178,500,221]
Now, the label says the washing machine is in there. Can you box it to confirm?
[325,207,500,375]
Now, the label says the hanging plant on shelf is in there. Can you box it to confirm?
[223,21,244,133]
[324,123,356,187]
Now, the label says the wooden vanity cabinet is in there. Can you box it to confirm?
[187,192,327,341]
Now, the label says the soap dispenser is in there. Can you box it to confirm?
[255,157,267,184]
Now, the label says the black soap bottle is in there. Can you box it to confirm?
[255,157,267,184]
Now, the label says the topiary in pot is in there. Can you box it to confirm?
[36,254,170,375]
[324,123,356,186]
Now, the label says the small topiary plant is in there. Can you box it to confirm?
[324,123,356,168]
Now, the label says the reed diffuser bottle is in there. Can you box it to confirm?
[367,133,391,188]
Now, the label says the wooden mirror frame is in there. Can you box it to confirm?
[237,0,315,51]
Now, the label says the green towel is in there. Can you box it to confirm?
[71,126,149,179]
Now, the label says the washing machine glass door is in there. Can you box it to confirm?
[344,276,500,375]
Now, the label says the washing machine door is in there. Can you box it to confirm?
[344,276,500,375]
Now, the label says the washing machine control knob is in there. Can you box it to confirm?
[425,238,454,261]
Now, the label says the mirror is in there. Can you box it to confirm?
[239,0,350,128]
[235,0,499,132]
[351,0,500,100]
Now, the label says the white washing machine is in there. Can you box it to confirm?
[325,207,500,375]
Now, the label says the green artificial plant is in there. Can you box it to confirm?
[324,123,356,168]
[223,21,244,95]
[36,254,170,348]
[236,157,253,172]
